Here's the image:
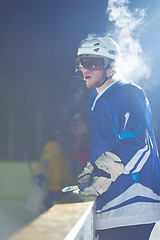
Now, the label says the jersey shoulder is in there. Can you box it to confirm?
[105,81,146,102]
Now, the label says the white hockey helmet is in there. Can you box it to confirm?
[77,37,119,64]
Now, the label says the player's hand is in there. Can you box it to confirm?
[78,152,124,196]
[77,163,94,190]
[79,176,112,196]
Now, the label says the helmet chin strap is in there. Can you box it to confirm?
[96,65,115,88]
[96,74,113,88]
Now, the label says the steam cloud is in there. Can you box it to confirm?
[106,0,150,83]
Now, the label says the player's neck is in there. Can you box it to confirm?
[96,78,115,95]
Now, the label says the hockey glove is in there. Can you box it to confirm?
[77,152,124,196]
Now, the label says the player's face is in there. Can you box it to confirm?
[80,58,106,88]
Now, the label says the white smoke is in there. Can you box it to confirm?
[106,0,150,83]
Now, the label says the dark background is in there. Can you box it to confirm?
[0,0,160,160]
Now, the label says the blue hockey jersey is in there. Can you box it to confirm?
[88,80,160,230]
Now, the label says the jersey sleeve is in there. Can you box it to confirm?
[110,84,156,175]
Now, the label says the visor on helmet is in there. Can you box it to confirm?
[76,57,105,71]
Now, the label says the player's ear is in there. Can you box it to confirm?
[110,60,115,75]
[106,67,111,78]
[110,60,115,69]
[105,60,115,78]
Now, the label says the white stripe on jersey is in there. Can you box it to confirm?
[96,201,160,230]
[123,130,151,174]
[96,183,160,215]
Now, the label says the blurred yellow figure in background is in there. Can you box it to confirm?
[34,141,74,191]
[27,137,75,213]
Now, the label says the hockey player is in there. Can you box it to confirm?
[76,36,160,240]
